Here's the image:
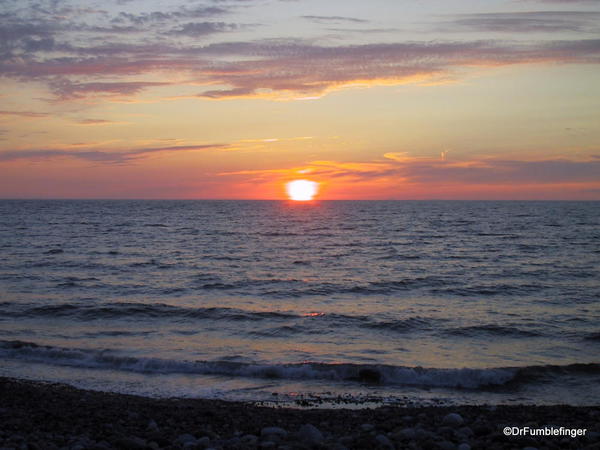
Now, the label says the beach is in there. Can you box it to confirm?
[1,377,598,450]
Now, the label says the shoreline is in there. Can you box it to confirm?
[1,377,598,449]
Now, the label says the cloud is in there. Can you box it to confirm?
[325,27,399,34]
[0,143,229,164]
[1,0,600,101]
[437,11,600,33]
[112,6,229,25]
[301,15,369,24]
[188,38,600,99]
[48,80,171,100]
[522,0,600,3]
[75,119,126,126]
[221,153,600,187]
[168,22,239,36]
[2,37,599,100]
[0,110,48,118]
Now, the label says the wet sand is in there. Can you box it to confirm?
[0,377,598,449]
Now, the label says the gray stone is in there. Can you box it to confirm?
[147,420,158,431]
[437,440,456,450]
[225,437,240,447]
[442,413,464,428]
[375,434,394,449]
[259,441,276,449]
[91,442,112,450]
[197,436,210,448]
[241,434,258,445]
[457,426,473,437]
[414,428,433,441]
[361,424,375,432]
[396,427,416,440]
[522,447,538,450]
[113,436,147,450]
[588,431,600,441]
[177,434,197,445]
[329,444,348,450]
[261,427,288,439]
[457,444,471,450]
[438,426,454,437]
[339,435,354,445]
[298,424,323,444]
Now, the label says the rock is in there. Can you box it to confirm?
[146,420,158,431]
[261,427,288,439]
[414,428,433,441]
[588,432,600,441]
[522,447,538,450]
[113,436,147,450]
[437,440,456,450]
[329,444,349,450]
[339,435,354,445]
[177,434,197,445]
[197,436,210,448]
[298,424,323,444]
[259,441,276,449]
[375,434,394,449]
[241,434,258,445]
[442,413,464,428]
[225,437,240,447]
[396,427,416,440]
[457,444,471,450]
[473,424,491,436]
[438,426,454,438]
[457,426,473,437]
[361,424,375,432]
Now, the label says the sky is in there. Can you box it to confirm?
[0,0,599,200]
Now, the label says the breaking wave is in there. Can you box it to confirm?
[2,340,598,390]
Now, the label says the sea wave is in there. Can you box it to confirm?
[444,324,544,338]
[0,302,446,335]
[1,340,598,390]
[0,302,297,321]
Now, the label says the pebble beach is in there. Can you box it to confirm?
[1,377,598,450]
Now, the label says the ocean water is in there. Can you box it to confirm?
[0,200,599,406]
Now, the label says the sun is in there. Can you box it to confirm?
[286,180,319,201]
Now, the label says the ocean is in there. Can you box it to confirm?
[0,200,598,407]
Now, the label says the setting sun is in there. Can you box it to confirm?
[286,180,319,201]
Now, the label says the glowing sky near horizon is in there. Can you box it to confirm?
[0,0,599,199]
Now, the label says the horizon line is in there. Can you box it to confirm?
[1,198,599,202]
